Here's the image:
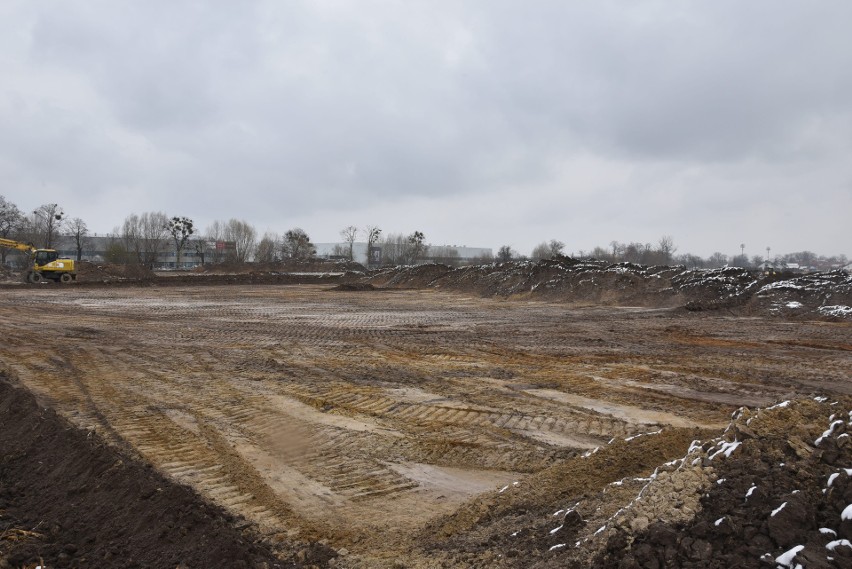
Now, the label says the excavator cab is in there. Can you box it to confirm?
[34,250,59,266]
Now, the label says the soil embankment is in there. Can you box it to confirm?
[366,260,852,319]
[0,376,328,569]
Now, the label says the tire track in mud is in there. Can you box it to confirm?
[35,345,305,538]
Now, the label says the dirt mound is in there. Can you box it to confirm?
[748,269,852,320]
[75,261,156,282]
[364,261,852,319]
[0,264,18,284]
[330,282,377,291]
[591,397,852,568]
[416,397,852,568]
[194,259,366,275]
[0,376,320,569]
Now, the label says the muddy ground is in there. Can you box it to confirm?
[0,275,850,567]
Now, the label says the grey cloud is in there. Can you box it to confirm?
[0,1,849,256]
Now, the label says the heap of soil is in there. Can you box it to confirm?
[330,282,377,292]
[193,259,366,275]
[0,377,299,569]
[75,261,156,282]
[416,397,852,568]
[364,260,852,319]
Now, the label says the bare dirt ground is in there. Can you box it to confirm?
[1,283,850,567]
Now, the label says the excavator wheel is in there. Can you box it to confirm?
[26,271,42,284]
[60,273,73,283]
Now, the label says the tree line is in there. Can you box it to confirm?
[1,195,847,271]
[510,235,848,271]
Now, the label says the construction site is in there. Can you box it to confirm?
[1,259,851,568]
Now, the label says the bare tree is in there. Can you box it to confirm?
[193,238,211,266]
[255,232,279,264]
[496,245,514,263]
[365,225,382,267]
[407,231,425,264]
[282,228,316,260]
[66,217,89,262]
[167,216,195,269]
[223,219,256,263]
[340,225,358,261]
[380,233,412,266]
[0,195,24,265]
[707,252,728,268]
[32,203,65,248]
[330,244,349,258]
[657,235,677,265]
[205,220,226,263]
[531,239,565,261]
[122,211,169,267]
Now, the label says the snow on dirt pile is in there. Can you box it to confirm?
[670,266,758,311]
[366,260,852,318]
[588,397,852,568]
[751,269,852,320]
[417,397,852,568]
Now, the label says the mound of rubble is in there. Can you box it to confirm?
[418,397,852,568]
[365,260,852,319]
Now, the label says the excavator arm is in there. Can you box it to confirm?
[0,237,36,254]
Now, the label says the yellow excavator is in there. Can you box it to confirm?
[0,238,77,283]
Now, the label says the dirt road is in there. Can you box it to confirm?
[1,284,849,565]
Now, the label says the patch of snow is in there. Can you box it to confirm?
[714,517,725,526]
[814,396,828,402]
[825,539,852,551]
[716,478,726,485]
[818,305,852,317]
[746,485,757,498]
[785,301,803,309]
[708,440,741,460]
[774,545,804,567]
[819,528,837,536]
[548,543,565,551]
[767,400,791,410]
[498,485,509,493]
[581,447,600,458]
[550,525,563,535]
[815,420,846,446]
[842,504,852,521]
[771,502,787,517]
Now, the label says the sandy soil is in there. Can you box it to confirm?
[0,284,850,567]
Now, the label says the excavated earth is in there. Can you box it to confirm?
[0,261,850,568]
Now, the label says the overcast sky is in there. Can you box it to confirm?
[1,1,850,258]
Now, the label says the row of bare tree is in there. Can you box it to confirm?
[2,195,847,270]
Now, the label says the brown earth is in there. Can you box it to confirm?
[0,378,305,569]
[0,279,850,567]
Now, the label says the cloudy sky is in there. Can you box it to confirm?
[1,1,850,258]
